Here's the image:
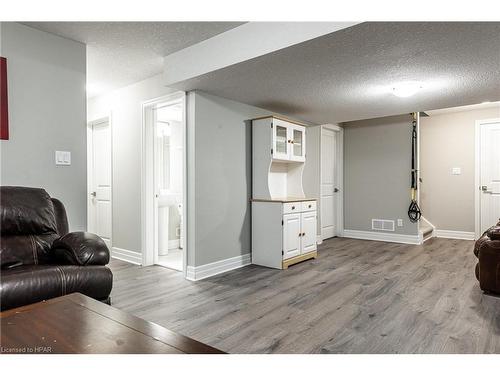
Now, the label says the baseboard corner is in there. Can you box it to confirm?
[186,253,251,281]
[111,247,142,265]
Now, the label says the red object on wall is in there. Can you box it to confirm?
[0,57,9,140]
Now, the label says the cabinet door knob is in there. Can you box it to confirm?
[291,206,295,210]
[308,204,312,208]
[302,232,306,237]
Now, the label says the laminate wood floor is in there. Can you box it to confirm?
[109,237,500,353]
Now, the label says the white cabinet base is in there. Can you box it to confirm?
[252,200,317,270]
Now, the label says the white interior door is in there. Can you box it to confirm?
[283,213,301,259]
[321,127,337,239]
[301,211,317,254]
[89,119,112,249]
[480,121,500,233]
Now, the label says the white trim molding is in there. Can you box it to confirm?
[141,91,188,278]
[434,230,475,241]
[343,229,421,245]
[186,253,251,281]
[316,235,323,245]
[112,247,142,265]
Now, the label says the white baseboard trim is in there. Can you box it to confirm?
[186,253,251,281]
[111,247,142,265]
[434,230,475,241]
[168,239,180,249]
[316,235,323,245]
[343,229,422,245]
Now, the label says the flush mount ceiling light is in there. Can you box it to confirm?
[392,81,424,98]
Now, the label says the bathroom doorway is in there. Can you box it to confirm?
[142,92,186,274]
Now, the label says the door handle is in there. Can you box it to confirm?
[481,186,493,193]
[90,191,96,197]
[334,188,339,193]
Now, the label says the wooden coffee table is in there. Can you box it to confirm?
[0,293,224,354]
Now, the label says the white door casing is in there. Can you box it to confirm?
[283,213,301,259]
[88,118,112,249]
[301,211,317,253]
[141,92,187,276]
[321,126,337,240]
[479,120,500,234]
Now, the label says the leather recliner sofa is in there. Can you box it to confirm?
[0,186,113,311]
[474,219,500,294]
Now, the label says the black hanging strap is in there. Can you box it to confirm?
[408,113,422,223]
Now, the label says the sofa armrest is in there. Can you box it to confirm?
[477,239,500,292]
[51,232,110,266]
[487,227,500,241]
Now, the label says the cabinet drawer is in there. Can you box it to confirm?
[283,202,301,214]
[302,201,316,212]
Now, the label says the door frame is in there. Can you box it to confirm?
[319,124,344,241]
[141,91,187,277]
[86,114,113,247]
[474,117,500,239]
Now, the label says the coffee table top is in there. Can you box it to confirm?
[0,293,224,354]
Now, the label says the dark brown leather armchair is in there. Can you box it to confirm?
[0,186,113,311]
[474,219,500,294]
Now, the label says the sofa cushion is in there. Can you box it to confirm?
[0,265,113,311]
[1,186,58,236]
[0,233,59,267]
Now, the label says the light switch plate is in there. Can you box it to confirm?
[452,167,461,175]
[397,219,403,227]
[55,151,71,166]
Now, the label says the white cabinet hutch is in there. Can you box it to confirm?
[251,116,317,269]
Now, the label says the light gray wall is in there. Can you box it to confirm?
[343,114,418,236]
[189,91,320,267]
[0,23,87,231]
[88,74,176,253]
[190,91,271,266]
[420,106,500,232]
[89,83,318,264]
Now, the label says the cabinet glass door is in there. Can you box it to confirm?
[290,126,305,161]
[273,124,289,160]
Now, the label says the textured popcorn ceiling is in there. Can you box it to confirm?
[24,22,244,97]
[171,22,500,124]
